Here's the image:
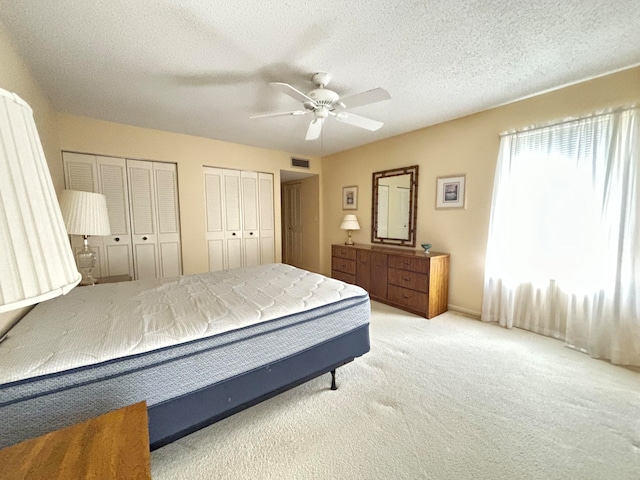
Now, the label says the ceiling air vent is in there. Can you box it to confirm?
[291,157,310,169]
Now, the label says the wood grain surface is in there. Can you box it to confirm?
[0,401,151,479]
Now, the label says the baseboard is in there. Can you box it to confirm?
[448,304,481,319]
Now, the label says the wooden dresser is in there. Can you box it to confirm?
[332,244,450,319]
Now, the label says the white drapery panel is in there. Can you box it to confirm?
[482,108,639,366]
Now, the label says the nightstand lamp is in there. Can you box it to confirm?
[59,190,111,286]
[340,214,360,245]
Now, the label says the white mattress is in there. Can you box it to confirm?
[0,263,367,384]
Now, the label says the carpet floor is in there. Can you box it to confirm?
[151,301,640,479]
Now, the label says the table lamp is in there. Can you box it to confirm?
[340,214,360,245]
[59,190,111,285]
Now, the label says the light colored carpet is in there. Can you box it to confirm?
[151,301,640,479]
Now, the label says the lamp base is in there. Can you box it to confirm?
[344,230,354,245]
[76,236,97,286]
[78,271,98,286]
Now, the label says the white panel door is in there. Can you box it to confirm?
[241,171,260,267]
[153,162,182,277]
[258,173,275,264]
[223,169,243,270]
[283,182,303,267]
[63,152,99,193]
[204,167,226,272]
[96,156,134,277]
[127,159,159,280]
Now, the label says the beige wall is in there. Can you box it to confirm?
[0,21,64,326]
[0,20,63,193]
[0,20,63,328]
[57,113,321,275]
[322,66,640,316]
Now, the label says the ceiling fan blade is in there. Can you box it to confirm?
[305,118,324,141]
[333,112,383,131]
[250,110,307,119]
[336,88,391,110]
[271,82,316,104]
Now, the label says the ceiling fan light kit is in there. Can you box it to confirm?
[250,72,390,141]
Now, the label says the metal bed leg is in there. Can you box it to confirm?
[330,369,337,390]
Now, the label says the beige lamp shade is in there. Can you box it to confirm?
[59,190,111,236]
[0,88,81,313]
[340,214,360,245]
[340,214,361,231]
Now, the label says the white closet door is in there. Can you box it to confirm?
[97,156,133,277]
[241,171,260,267]
[258,173,275,264]
[204,167,226,272]
[127,159,159,280]
[153,162,182,277]
[63,152,100,193]
[62,152,105,279]
[223,169,243,270]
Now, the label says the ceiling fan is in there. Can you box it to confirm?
[250,72,391,141]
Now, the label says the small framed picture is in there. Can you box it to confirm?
[342,185,358,210]
[436,174,466,209]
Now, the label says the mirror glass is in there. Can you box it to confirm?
[372,165,419,247]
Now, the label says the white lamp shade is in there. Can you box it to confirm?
[340,214,361,230]
[0,88,81,313]
[59,190,111,236]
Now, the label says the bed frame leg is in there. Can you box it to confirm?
[330,369,337,390]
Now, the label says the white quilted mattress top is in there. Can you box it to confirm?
[0,264,367,384]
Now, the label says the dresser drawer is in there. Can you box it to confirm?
[388,268,428,292]
[332,245,356,260]
[332,270,356,285]
[332,257,356,275]
[388,255,428,273]
[388,285,428,311]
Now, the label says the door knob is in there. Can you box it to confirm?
[114,237,120,242]
[232,232,236,236]
[142,236,148,241]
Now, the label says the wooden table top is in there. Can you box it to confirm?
[0,401,151,480]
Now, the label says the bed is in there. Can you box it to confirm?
[0,263,370,450]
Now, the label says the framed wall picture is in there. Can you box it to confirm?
[436,174,466,209]
[342,185,358,210]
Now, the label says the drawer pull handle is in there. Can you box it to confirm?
[404,277,410,281]
[114,237,120,242]
[403,295,411,299]
[142,236,148,241]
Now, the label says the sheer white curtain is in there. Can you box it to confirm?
[482,107,640,366]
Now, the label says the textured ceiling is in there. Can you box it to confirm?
[2,0,640,157]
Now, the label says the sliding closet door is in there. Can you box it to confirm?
[153,162,182,277]
[241,171,260,267]
[96,156,133,277]
[64,152,134,279]
[63,152,105,278]
[258,173,275,264]
[127,160,160,280]
[204,167,227,272]
[127,159,182,280]
[223,169,243,270]
[204,167,275,272]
